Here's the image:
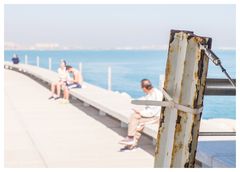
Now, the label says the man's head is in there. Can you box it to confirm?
[141,79,153,93]
[60,60,67,68]
[66,65,74,73]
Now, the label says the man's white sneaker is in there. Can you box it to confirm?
[119,137,135,145]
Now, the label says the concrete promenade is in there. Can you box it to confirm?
[4,67,236,168]
[4,69,155,167]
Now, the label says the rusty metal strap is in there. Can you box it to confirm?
[131,88,203,114]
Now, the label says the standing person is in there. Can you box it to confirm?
[119,79,163,151]
[48,60,68,100]
[61,65,83,103]
[12,54,20,64]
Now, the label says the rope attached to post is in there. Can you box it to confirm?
[161,88,203,114]
[132,88,203,115]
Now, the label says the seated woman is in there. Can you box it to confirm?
[48,60,68,100]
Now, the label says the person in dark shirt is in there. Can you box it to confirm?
[12,54,20,64]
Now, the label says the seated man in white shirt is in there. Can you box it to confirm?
[119,79,163,149]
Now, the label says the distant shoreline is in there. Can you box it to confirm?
[4,49,236,52]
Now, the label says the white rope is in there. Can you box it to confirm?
[161,88,203,114]
[131,88,203,115]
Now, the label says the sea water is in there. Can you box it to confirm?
[4,50,236,119]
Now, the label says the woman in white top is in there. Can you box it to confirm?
[48,60,68,100]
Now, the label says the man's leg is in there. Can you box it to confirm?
[49,82,57,99]
[135,125,144,145]
[119,113,141,146]
[61,84,66,99]
[120,113,142,146]
[64,87,70,100]
[56,83,61,97]
[51,82,56,96]
[128,112,141,137]
[60,87,69,104]
[134,116,159,144]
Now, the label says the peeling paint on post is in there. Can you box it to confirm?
[154,30,211,168]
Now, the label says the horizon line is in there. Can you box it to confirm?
[4,42,236,51]
[4,47,236,51]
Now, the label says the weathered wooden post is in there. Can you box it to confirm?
[154,30,212,167]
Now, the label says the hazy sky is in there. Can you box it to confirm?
[4,4,236,50]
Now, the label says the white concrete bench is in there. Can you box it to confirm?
[4,62,235,167]
[4,62,138,126]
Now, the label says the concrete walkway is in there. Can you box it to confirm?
[4,69,155,167]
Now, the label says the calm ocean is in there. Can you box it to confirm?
[4,50,236,119]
